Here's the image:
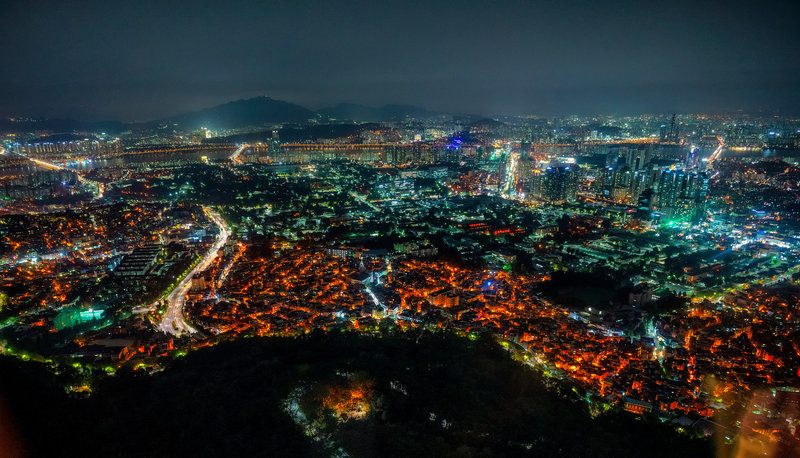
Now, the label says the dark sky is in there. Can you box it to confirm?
[2,0,799,121]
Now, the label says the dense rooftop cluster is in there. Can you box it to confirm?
[1,110,800,455]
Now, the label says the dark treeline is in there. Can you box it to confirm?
[0,330,713,457]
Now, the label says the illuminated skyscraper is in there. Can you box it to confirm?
[542,166,578,202]
[655,169,709,221]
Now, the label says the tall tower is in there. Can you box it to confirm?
[270,129,280,155]
[668,114,678,143]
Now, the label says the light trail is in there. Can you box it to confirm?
[706,138,725,169]
[156,206,231,336]
[503,152,519,197]
[229,144,248,164]
[364,285,383,310]
[349,191,379,211]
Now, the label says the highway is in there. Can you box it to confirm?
[229,144,248,164]
[157,206,231,336]
[503,151,519,197]
[706,138,725,169]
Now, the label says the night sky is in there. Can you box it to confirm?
[2,0,799,121]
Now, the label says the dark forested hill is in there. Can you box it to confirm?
[0,331,713,457]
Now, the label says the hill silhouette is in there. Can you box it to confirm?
[161,96,315,129]
[1,98,452,134]
[0,330,713,457]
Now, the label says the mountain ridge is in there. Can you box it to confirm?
[1,97,449,133]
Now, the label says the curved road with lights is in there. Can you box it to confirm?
[157,206,230,336]
[229,144,247,164]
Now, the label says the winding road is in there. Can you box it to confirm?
[157,206,230,336]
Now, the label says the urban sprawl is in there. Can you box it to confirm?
[2,111,800,450]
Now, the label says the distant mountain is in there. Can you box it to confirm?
[0,118,126,134]
[470,118,506,128]
[317,102,442,122]
[0,97,452,135]
[161,96,315,130]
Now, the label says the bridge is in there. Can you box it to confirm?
[26,157,106,198]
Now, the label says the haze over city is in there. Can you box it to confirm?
[1,1,800,457]
[2,0,799,120]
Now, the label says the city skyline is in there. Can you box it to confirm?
[3,2,800,456]
[3,105,800,457]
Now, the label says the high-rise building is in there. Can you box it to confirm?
[514,158,540,199]
[541,166,578,202]
[636,188,655,220]
[625,144,652,170]
[654,169,709,222]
